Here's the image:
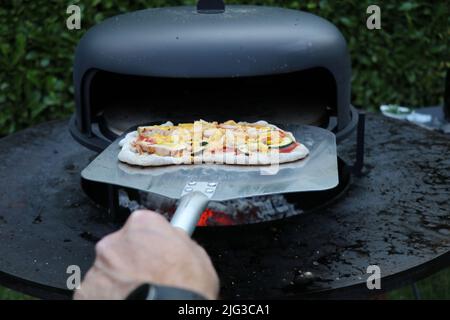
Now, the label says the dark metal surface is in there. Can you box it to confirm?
[0,114,449,299]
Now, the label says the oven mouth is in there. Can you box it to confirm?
[97,101,332,139]
[70,104,360,154]
[81,158,351,227]
[89,69,337,139]
[70,67,361,152]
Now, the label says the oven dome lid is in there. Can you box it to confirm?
[74,5,349,78]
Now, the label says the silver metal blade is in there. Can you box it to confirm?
[81,125,338,201]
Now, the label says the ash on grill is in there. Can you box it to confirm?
[118,189,301,226]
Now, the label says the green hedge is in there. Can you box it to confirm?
[0,0,448,136]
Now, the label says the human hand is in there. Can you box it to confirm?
[74,210,219,300]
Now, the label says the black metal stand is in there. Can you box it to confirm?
[107,184,119,222]
[412,283,422,300]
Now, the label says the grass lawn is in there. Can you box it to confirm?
[0,286,34,300]
[0,267,448,300]
[387,267,449,300]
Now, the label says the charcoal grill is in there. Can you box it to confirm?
[69,1,365,226]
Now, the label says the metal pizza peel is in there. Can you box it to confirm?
[82,124,338,235]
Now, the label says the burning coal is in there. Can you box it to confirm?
[118,189,302,226]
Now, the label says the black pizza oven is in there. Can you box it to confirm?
[70,1,364,226]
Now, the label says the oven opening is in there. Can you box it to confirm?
[88,68,337,137]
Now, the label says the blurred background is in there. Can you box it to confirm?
[0,0,448,299]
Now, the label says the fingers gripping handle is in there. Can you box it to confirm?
[129,197,210,301]
[170,191,210,236]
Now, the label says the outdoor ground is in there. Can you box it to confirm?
[0,267,448,300]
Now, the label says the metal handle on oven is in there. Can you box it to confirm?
[197,0,225,14]
[170,191,210,236]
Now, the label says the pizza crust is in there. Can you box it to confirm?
[117,121,309,167]
[118,131,191,166]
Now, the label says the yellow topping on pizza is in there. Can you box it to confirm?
[131,120,299,158]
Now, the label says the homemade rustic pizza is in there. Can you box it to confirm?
[118,120,309,166]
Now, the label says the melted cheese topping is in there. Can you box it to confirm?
[133,120,296,157]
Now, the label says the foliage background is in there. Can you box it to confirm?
[0,0,448,137]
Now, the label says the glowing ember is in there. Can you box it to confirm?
[118,189,301,226]
[198,208,235,226]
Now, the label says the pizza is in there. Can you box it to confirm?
[118,120,309,167]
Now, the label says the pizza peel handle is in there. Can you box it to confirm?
[170,191,210,236]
